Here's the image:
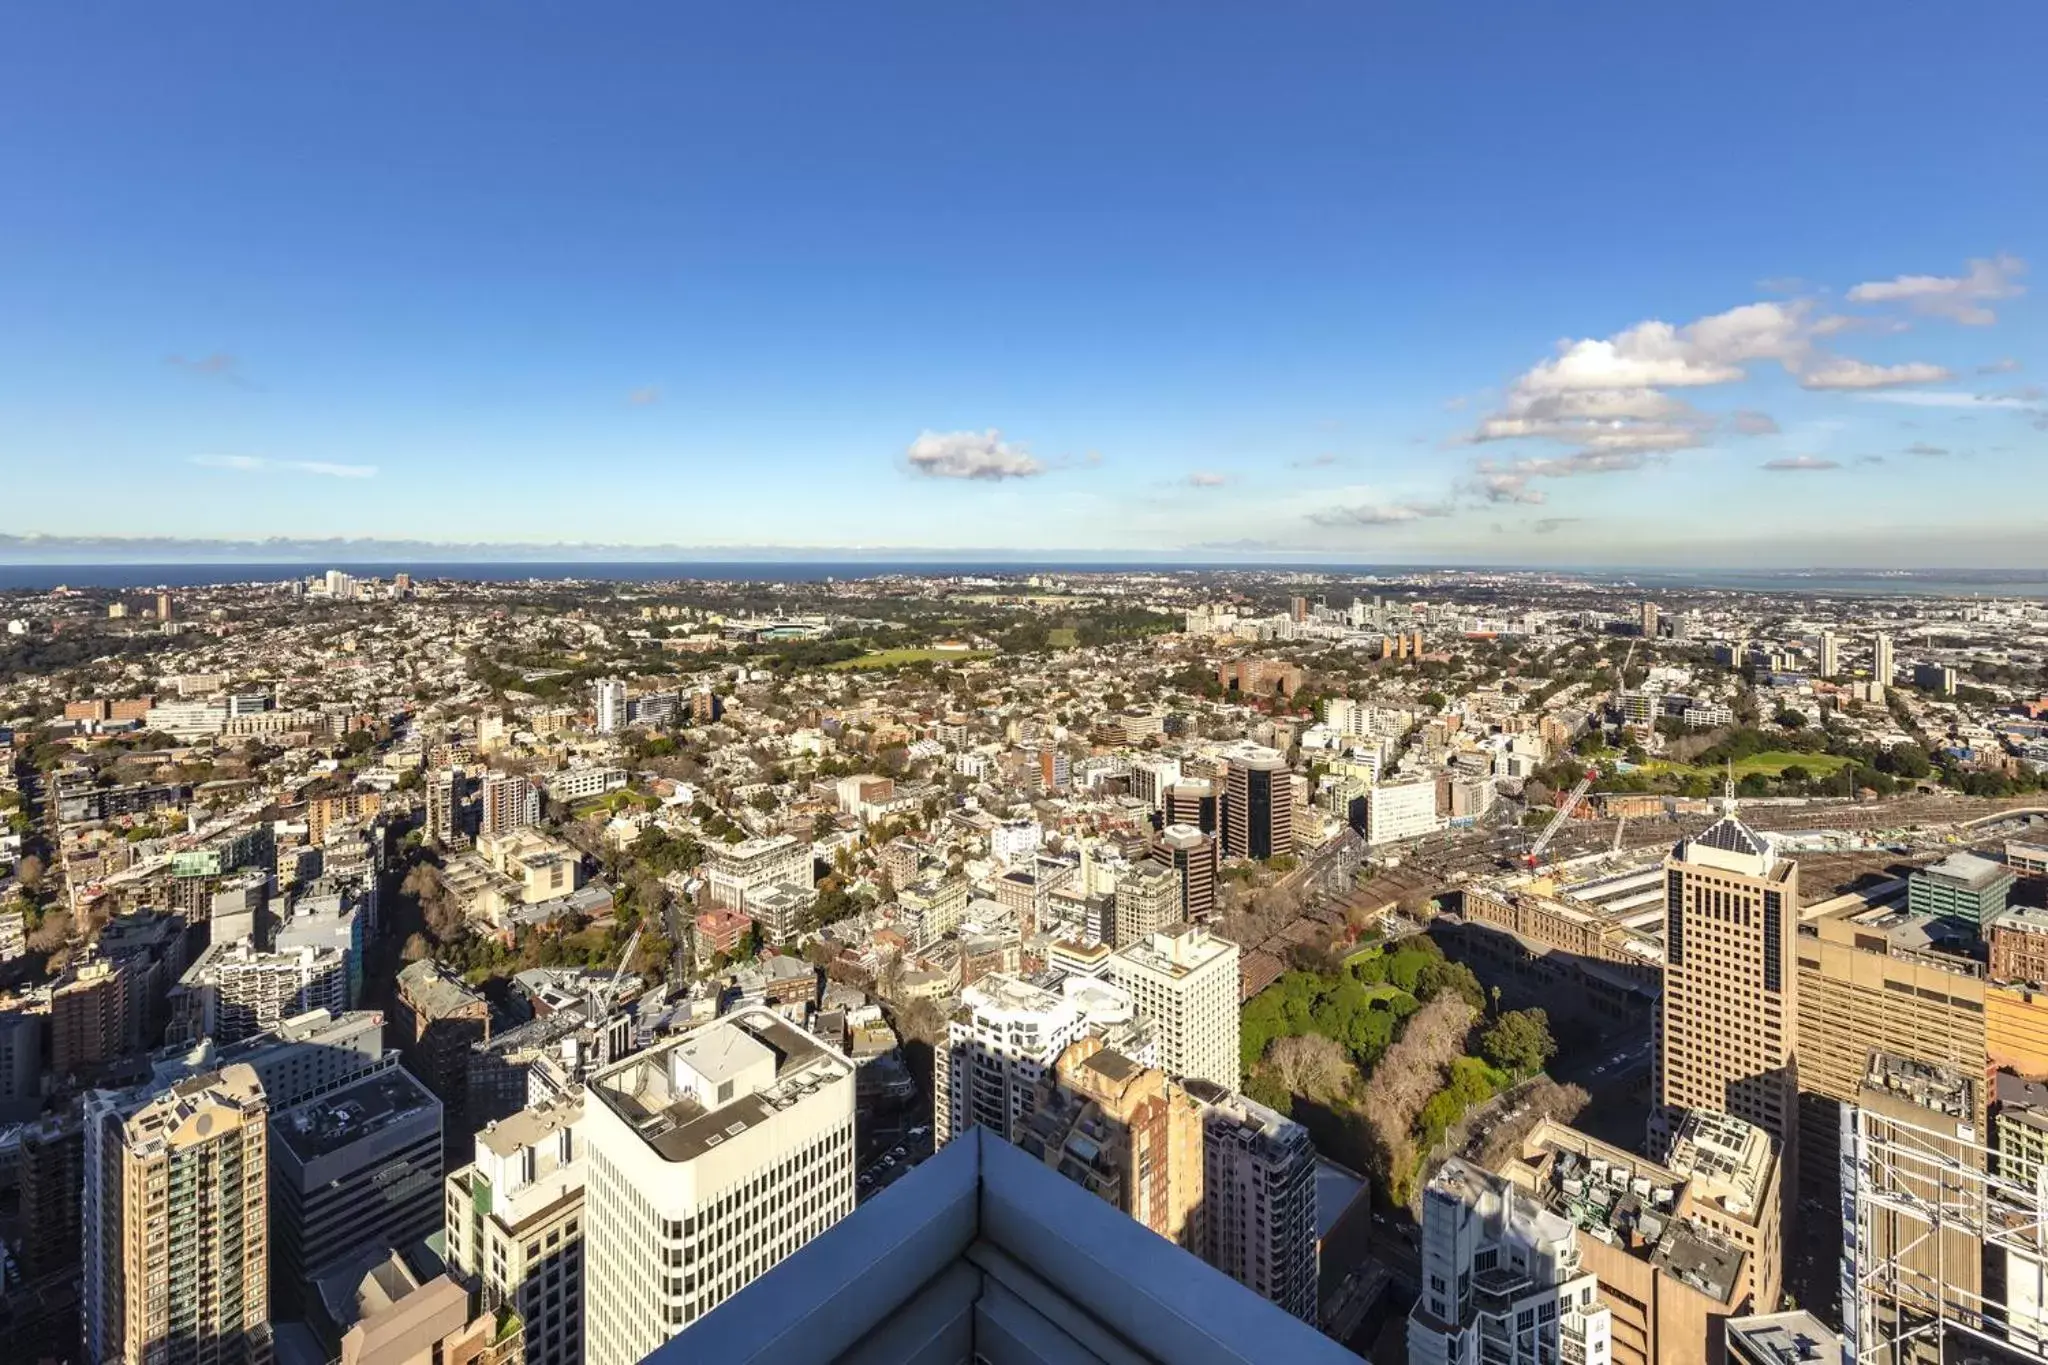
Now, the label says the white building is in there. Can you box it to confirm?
[544,764,627,802]
[594,678,628,735]
[1363,776,1441,846]
[173,940,350,1045]
[1187,1081,1320,1322]
[143,699,229,740]
[1129,755,1182,809]
[935,973,1153,1145]
[1409,1158,1612,1365]
[1103,924,1241,1091]
[703,834,814,912]
[581,1008,856,1365]
[990,818,1043,868]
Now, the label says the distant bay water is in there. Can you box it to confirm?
[1,560,2046,596]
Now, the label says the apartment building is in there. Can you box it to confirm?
[479,769,543,838]
[1362,776,1442,846]
[581,1008,856,1365]
[1657,815,1800,1173]
[703,833,813,912]
[1409,1157,1614,1365]
[1185,1079,1319,1322]
[394,960,492,1151]
[83,1065,272,1365]
[173,940,350,1045]
[543,764,627,803]
[1114,860,1182,949]
[1015,1036,1204,1251]
[1104,923,1241,1090]
[445,1093,587,1365]
[593,678,627,735]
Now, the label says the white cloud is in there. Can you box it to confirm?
[1798,359,1953,390]
[1469,471,1547,505]
[191,454,377,479]
[1187,471,1229,488]
[1728,410,1781,436]
[1847,254,2027,325]
[904,429,1044,481]
[1853,389,2037,409]
[1761,455,1842,472]
[1309,501,1455,527]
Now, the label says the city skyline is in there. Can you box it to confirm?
[2,4,2044,567]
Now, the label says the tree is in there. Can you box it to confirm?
[1263,1034,1352,1102]
[1479,1009,1556,1076]
[1773,709,1806,730]
[16,854,43,892]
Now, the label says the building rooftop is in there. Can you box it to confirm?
[1864,1050,1976,1120]
[397,960,488,1019]
[276,1065,440,1164]
[1724,1309,1844,1365]
[1113,922,1236,979]
[590,1007,850,1165]
[1915,849,2013,890]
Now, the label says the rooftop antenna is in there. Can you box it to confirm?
[1724,759,1737,811]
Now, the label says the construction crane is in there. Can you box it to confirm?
[581,922,645,1068]
[590,922,644,1021]
[1526,767,1598,867]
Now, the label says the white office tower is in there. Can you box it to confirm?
[1819,630,1841,680]
[1186,1080,1320,1322]
[593,677,628,734]
[936,974,1156,1146]
[1873,631,1895,685]
[1363,775,1442,846]
[1409,1158,1612,1365]
[1104,922,1241,1090]
[446,1092,588,1365]
[581,1007,856,1365]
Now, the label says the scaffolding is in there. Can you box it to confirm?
[1843,1101,2048,1362]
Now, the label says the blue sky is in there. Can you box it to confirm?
[1,3,2043,566]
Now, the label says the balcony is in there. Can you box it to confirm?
[668,1126,1359,1365]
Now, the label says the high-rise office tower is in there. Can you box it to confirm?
[593,677,627,735]
[1874,631,1895,685]
[1016,1037,1205,1251]
[581,1008,856,1365]
[1639,600,1660,638]
[1165,779,1221,837]
[1114,861,1181,948]
[1154,823,1220,925]
[1185,1080,1319,1322]
[445,1092,587,1365]
[1224,744,1293,862]
[270,1065,444,1307]
[1105,923,1241,1090]
[479,769,542,838]
[1819,630,1841,680]
[1656,814,1799,1175]
[83,1064,272,1365]
[155,591,172,621]
[1409,1157,1613,1365]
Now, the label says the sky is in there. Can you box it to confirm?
[1,3,2044,567]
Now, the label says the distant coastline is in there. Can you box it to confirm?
[5,560,2048,596]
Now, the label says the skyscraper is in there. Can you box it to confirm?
[1154,823,1221,925]
[1185,1079,1319,1321]
[1165,779,1220,837]
[581,1008,856,1365]
[83,1064,272,1365]
[1819,630,1840,680]
[1656,814,1800,1175]
[1874,631,1895,685]
[1639,600,1659,638]
[593,677,627,734]
[1223,744,1293,862]
[1104,923,1241,1091]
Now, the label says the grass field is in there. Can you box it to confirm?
[1642,750,1858,779]
[1046,627,1080,647]
[825,647,993,670]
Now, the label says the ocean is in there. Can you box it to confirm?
[1,560,2046,596]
